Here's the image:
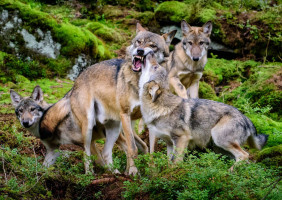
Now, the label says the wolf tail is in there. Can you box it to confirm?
[248,132,269,150]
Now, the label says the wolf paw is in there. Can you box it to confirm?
[128,166,138,176]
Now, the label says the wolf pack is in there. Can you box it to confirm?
[10,20,268,175]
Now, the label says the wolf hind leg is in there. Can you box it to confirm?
[132,121,148,154]
[211,120,249,171]
[81,102,96,174]
[102,121,121,174]
[90,140,105,167]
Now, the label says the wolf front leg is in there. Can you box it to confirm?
[188,73,202,99]
[169,76,188,99]
[120,113,138,176]
[42,142,60,167]
[173,134,190,163]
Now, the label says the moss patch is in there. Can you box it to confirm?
[0,0,111,77]
[199,81,219,101]
[223,63,282,117]
[86,22,124,42]
[155,1,191,24]
[257,145,282,167]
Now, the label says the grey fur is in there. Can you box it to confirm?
[139,53,268,163]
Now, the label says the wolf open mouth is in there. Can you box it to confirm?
[132,55,146,72]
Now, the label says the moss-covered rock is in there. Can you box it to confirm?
[199,81,219,101]
[247,114,282,147]
[0,0,111,80]
[257,145,282,167]
[103,5,124,19]
[86,22,124,42]
[155,1,191,24]
[224,64,282,117]
[203,58,259,86]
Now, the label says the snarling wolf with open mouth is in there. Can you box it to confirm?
[167,20,212,99]
[69,23,176,175]
[10,86,120,172]
[139,52,268,167]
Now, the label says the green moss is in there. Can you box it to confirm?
[196,8,217,23]
[0,53,46,83]
[0,51,6,64]
[0,78,73,105]
[137,11,155,25]
[155,1,191,24]
[223,63,282,116]
[103,5,124,19]
[247,114,282,147]
[199,81,219,101]
[86,22,124,42]
[1,0,111,60]
[204,58,259,86]
[15,75,30,83]
[257,145,282,167]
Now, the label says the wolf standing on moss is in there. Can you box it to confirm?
[139,51,268,167]
[167,20,212,99]
[10,86,137,173]
[69,23,176,175]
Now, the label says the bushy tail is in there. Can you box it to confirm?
[248,133,269,150]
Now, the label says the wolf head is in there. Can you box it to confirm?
[10,86,46,129]
[128,23,176,72]
[139,50,169,102]
[181,20,212,61]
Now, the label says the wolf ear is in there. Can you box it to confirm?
[147,81,161,102]
[10,90,23,107]
[202,21,212,35]
[136,23,146,33]
[181,20,191,36]
[31,85,43,103]
[162,30,177,45]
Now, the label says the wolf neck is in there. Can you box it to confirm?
[141,91,182,124]
[176,43,207,72]
[120,61,141,92]
[27,121,41,138]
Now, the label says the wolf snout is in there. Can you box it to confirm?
[137,48,144,56]
[192,57,200,61]
[22,120,31,128]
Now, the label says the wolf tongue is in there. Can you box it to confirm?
[135,59,142,69]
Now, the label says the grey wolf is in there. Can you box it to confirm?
[69,23,176,175]
[167,20,212,99]
[139,52,268,165]
[10,86,130,173]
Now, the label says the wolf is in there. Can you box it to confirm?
[69,23,176,175]
[10,86,130,173]
[167,20,212,99]
[139,52,268,165]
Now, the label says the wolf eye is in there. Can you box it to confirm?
[199,41,204,45]
[150,44,157,48]
[136,40,141,45]
[30,107,36,112]
[18,108,23,113]
[188,42,193,45]
[154,65,158,70]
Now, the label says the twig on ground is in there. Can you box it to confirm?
[91,175,132,185]
[33,145,39,182]
[20,174,44,194]
[2,151,8,184]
